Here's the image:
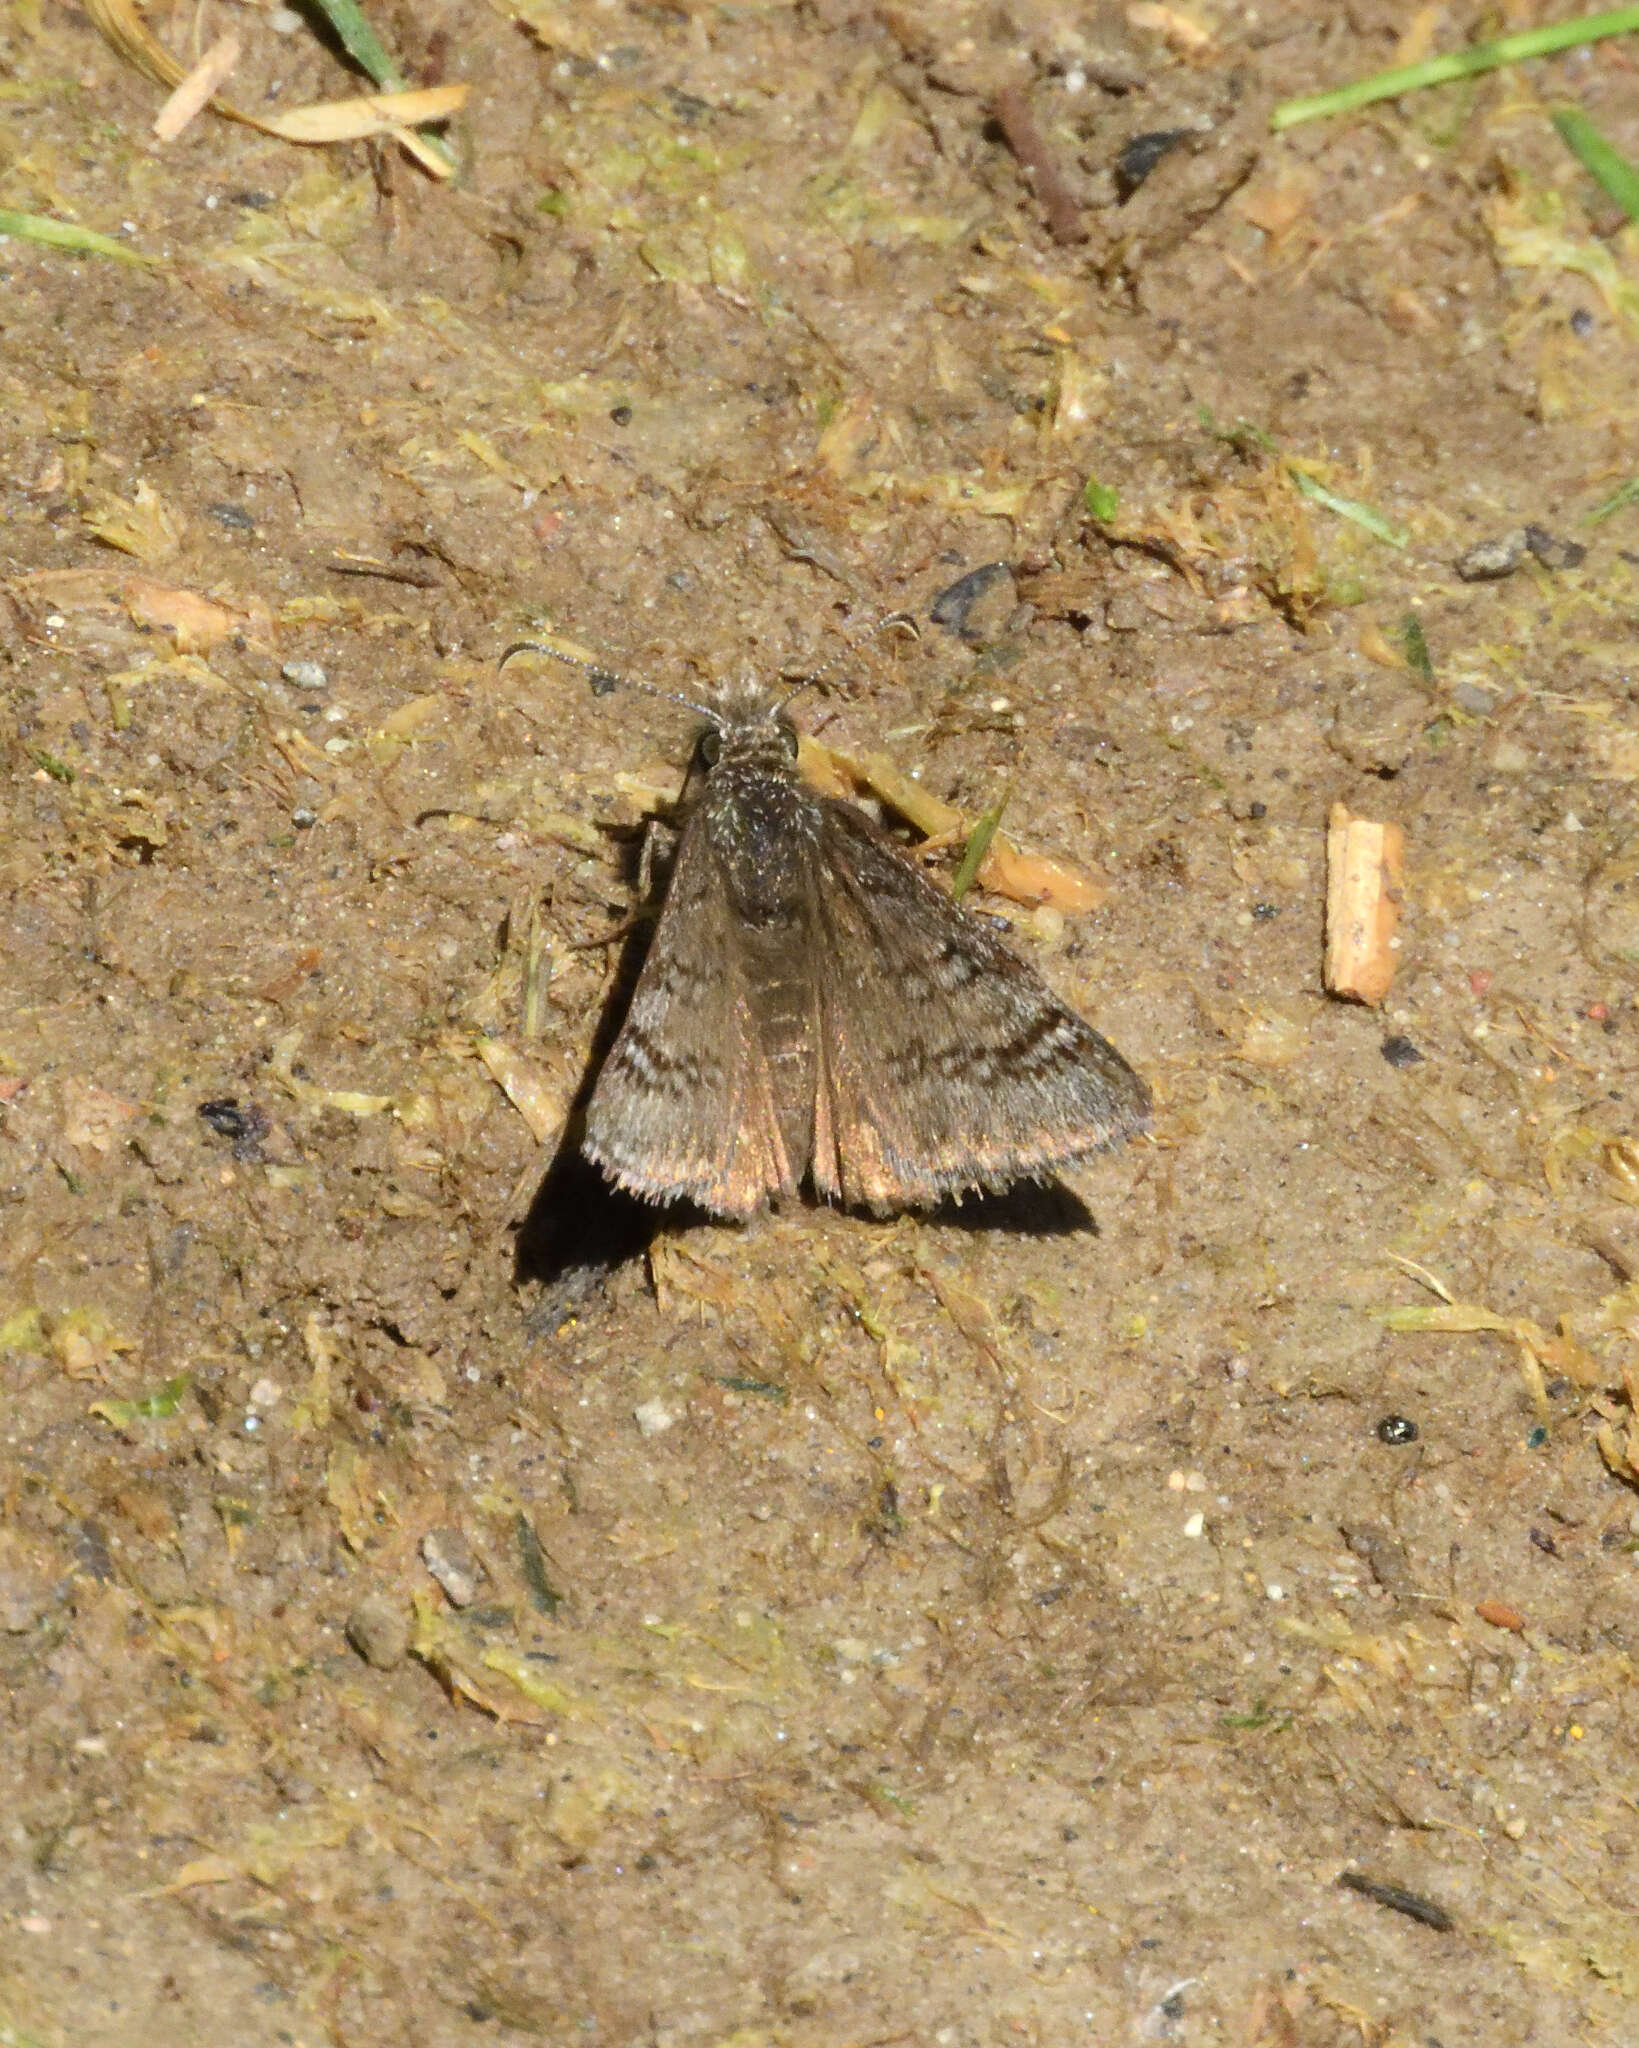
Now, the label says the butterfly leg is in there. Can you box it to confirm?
[635,815,678,909]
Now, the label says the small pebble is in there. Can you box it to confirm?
[1454,530,1527,582]
[1475,1598,1527,1634]
[421,1527,484,1608]
[291,806,318,829]
[1114,127,1191,199]
[196,1098,268,1160]
[281,659,328,692]
[1522,525,1585,573]
[205,501,255,533]
[928,560,1016,644]
[1376,1415,1419,1445]
[346,1592,409,1669]
[199,1098,253,1139]
[634,1398,677,1439]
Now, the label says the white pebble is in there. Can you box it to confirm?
[634,1398,676,1438]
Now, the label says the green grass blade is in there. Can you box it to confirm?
[1552,106,1639,222]
[305,0,406,89]
[1583,477,1639,526]
[950,792,1009,902]
[0,208,155,264]
[1288,466,1409,549]
[1271,8,1639,132]
[1402,613,1435,682]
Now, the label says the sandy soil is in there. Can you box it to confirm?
[3,3,1639,2044]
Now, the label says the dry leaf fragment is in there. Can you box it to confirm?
[1603,1137,1639,1204]
[48,1308,138,1380]
[1233,1002,1311,1066]
[489,0,602,62]
[327,1443,381,1555]
[1380,1297,1603,1388]
[1597,1412,1639,1484]
[815,394,879,478]
[803,738,1109,912]
[85,0,466,176]
[1392,5,1442,66]
[1325,804,1404,1006]
[375,693,448,739]
[290,1314,340,1433]
[269,85,468,151]
[980,839,1107,913]
[1356,620,1406,670]
[410,1590,553,1723]
[473,1035,565,1144]
[269,1029,395,1117]
[254,947,323,1006]
[123,577,247,653]
[85,482,185,564]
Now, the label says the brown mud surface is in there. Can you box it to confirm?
[4,4,1639,2044]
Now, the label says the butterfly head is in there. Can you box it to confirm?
[697,670,801,775]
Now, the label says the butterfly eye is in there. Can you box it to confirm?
[776,716,800,761]
[699,728,722,766]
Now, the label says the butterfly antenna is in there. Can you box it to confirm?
[499,638,717,720]
[771,609,919,713]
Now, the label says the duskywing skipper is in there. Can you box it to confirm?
[505,642,1150,1219]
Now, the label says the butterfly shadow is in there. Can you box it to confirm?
[919,1178,1098,1238]
[516,1119,1098,1320]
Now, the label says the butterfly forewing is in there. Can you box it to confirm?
[582,814,798,1217]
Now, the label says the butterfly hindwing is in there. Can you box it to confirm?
[807,800,1151,1210]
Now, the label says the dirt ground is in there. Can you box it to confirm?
[3,2,1639,2043]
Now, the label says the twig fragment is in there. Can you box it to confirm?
[153,34,241,142]
[994,86,1087,245]
[1325,804,1405,1006]
[1337,1869,1454,1931]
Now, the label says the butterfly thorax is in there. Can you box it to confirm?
[699,741,818,929]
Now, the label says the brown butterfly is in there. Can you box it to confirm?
[505,643,1150,1219]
